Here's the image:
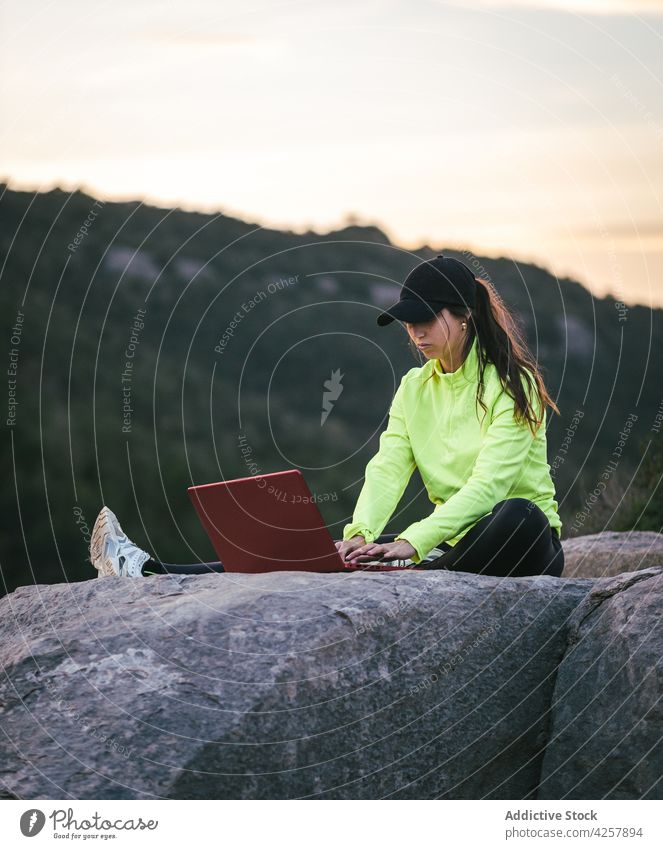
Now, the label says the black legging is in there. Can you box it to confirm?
[388,497,564,577]
[144,497,564,578]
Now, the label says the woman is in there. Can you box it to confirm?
[89,254,563,579]
[337,254,564,577]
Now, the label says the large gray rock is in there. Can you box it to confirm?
[0,564,661,800]
[562,531,663,578]
[537,568,663,799]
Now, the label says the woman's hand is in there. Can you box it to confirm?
[335,535,367,561]
[343,538,417,563]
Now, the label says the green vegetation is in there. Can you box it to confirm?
[1,185,661,594]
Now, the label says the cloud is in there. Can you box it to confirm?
[148,31,259,47]
[442,0,663,15]
[580,223,663,236]
[556,222,663,250]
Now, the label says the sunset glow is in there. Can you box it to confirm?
[2,0,662,305]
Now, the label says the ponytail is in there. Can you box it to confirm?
[472,278,559,435]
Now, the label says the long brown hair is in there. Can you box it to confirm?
[408,277,559,436]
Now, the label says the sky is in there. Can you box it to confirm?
[2,0,663,306]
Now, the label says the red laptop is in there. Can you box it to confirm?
[188,469,419,573]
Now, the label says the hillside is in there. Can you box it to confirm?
[1,184,662,594]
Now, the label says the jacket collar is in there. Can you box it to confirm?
[430,334,480,385]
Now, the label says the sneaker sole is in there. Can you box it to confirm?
[89,507,117,578]
[104,507,125,541]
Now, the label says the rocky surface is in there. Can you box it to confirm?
[562,531,663,578]
[538,568,663,799]
[1,559,661,799]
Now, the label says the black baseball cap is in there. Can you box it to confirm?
[377,254,477,326]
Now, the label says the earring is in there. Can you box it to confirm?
[461,322,467,330]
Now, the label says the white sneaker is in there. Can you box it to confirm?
[398,546,447,568]
[89,506,151,578]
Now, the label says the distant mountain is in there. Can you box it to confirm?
[1,184,661,594]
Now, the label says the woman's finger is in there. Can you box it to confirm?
[348,545,387,562]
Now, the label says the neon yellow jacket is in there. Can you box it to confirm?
[342,335,562,563]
